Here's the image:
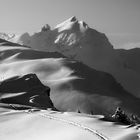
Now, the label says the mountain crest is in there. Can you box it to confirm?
[69,16,77,22]
[55,16,89,32]
[41,24,51,32]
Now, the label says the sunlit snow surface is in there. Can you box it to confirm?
[0,109,140,140]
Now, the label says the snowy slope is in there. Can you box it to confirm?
[0,38,140,139]
[0,39,140,116]
[0,109,140,140]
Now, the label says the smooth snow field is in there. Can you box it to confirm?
[0,108,140,140]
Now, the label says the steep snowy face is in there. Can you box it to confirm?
[55,16,78,31]
[55,16,88,32]
[54,16,90,50]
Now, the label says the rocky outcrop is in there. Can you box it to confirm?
[0,74,55,110]
[41,24,51,32]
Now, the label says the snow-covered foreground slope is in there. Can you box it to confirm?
[0,108,140,140]
[18,17,140,97]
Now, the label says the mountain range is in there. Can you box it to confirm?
[13,16,140,98]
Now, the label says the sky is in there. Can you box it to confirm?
[0,0,140,49]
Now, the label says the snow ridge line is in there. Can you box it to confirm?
[39,113,109,140]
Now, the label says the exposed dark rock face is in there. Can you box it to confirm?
[0,74,55,110]
[41,24,51,32]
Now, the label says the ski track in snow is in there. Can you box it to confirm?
[26,109,109,140]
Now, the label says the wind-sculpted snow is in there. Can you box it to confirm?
[0,44,140,116]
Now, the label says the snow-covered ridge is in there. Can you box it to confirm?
[0,32,21,44]
[0,33,15,40]
[55,16,78,29]
[54,16,89,32]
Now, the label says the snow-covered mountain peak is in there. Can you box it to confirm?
[19,16,113,51]
[55,16,78,32]
[54,16,88,32]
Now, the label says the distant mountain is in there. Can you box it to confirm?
[0,33,15,40]
[0,39,140,116]
[0,37,30,48]
[18,16,140,97]
[0,32,21,44]
[117,48,140,74]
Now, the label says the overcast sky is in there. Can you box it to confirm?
[0,0,140,49]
